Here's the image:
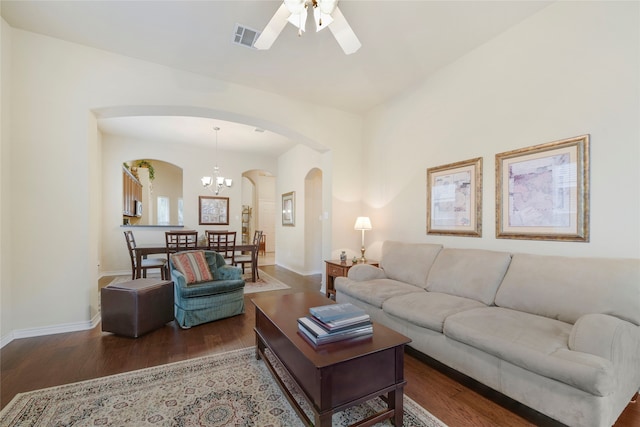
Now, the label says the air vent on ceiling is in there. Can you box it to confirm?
[233,24,261,49]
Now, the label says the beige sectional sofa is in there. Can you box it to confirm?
[335,241,640,427]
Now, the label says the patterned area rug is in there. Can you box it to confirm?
[0,347,447,427]
[107,269,290,294]
[241,270,290,294]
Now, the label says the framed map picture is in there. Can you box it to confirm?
[427,157,482,237]
[495,135,589,241]
[199,196,229,225]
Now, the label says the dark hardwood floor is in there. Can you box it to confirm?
[1,265,638,426]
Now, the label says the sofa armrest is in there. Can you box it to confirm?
[347,264,387,281]
[217,264,243,281]
[569,313,640,362]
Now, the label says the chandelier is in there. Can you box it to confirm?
[201,126,232,195]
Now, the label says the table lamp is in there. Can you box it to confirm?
[354,216,372,262]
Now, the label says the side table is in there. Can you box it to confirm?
[325,259,379,299]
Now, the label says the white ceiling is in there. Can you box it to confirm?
[1,0,552,153]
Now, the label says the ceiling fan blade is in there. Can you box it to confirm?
[254,3,291,50]
[328,6,361,55]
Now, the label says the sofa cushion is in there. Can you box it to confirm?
[380,241,442,288]
[426,249,512,305]
[171,251,214,285]
[177,278,245,299]
[383,291,486,333]
[335,278,422,308]
[495,253,640,325]
[347,264,387,281]
[444,307,615,396]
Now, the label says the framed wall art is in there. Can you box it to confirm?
[495,134,589,241]
[282,191,295,226]
[427,157,482,237]
[199,196,229,225]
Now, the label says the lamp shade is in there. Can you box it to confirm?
[354,216,372,231]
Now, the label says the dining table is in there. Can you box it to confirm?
[135,243,259,282]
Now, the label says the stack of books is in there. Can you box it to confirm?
[298,303,373,345]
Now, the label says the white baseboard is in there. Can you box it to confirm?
[1,314,101,349]
[0,331,15,349]
[100,270,130,278]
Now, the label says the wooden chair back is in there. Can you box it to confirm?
[206,231,237,264]
[125,230,167,279]
[259,233,266,256]
[124,230,137,273]
[165,231,198,255]
[252,230,264,247]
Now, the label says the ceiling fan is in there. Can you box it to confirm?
[254,0,361,55]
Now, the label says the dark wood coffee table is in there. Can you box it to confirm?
[252,292,411,427]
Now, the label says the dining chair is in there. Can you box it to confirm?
[124,230,167,280]
[234,230,262,279]
[206,231,237,264]
[165,230,198,255]
[259,233,266,256]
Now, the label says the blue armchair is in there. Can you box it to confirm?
[169,250,245,328]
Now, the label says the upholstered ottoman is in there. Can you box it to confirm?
[101,278,174,337]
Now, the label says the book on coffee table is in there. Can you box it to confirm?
[309,303,366,322]
[298,317,373,345]
[305,314,371,333]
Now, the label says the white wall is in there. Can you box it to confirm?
[1,26,362,343]
[277,144,327,274]
[361,1,640,261]
[258,175,276,252]
[305,168,323,274]
[1,18,13,343]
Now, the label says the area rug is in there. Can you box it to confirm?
[106,269,289,294]
[0,347,447,427]
[241,270,290,294]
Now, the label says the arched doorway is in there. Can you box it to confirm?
[242,170,276,265]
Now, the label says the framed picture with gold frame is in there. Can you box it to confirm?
[495,134,589,241]
[282,191,295,226]
[427,157,482,237]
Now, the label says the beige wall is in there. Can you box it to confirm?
[1,18,13,341]
[361,1,640,261]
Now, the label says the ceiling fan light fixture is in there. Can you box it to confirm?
[313,8,333,31]
[255,0,360,55]
[315,0,337,15]
[287,10,307,33]
[284,0,307,15]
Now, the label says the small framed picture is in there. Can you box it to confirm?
[199,196,229,225]
[282,192,295,226]
[495,134,589,241]
[427,157,482,237]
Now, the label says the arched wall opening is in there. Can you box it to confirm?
[94,105,328,276]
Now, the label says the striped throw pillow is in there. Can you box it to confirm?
[171,251,213,285]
